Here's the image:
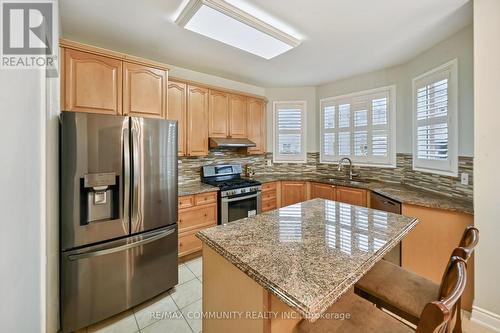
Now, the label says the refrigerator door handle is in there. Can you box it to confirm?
[122,121,130,229]
[131,118,141,231]
[67,225,176,261]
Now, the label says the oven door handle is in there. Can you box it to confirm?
[223,193,260,202]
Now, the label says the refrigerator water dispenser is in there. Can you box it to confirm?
[81,173,119,224]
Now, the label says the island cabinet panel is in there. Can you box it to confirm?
[187,85,209,156]
[401,204,475,310]
[122,62,166,118]
[203,245,279,333]
[208,90,229,138]
[178,192,217,257]
[335,186,367,207]
[64,49,122,115]
[228,94,247,138]
[281,181,307,207]
[261,181,279,213]
[246,98,266,155]
[167,80,187,156]
[310,182,336,201]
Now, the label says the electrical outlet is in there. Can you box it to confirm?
[461,172,469,185]
[266,159,272,167]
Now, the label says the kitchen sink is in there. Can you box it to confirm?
[323,178,369,185]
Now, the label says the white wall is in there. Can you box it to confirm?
[265,87,317,153]
[0,69,45,332]
[472,0,500,330]
[316,25,474,156]
[170,66,265,97]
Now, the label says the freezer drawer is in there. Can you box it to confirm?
[61,225,178,333]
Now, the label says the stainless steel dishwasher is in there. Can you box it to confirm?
[371,192,402,266]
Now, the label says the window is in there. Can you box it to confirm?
[320,86,396,167]
[273,101,307,163]
[412,60,458,176]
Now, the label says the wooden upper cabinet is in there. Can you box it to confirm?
[208,90,229,138]
[187,85,209,156]
[247,98,266,154]
[123,62,166,118]
[310,182,336,201]
[64,49,122,115]
[336,186,367,207]
[167,80,187,156]
[281,181,307,207]
[228,94,247,138]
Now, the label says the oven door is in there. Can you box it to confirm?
[221,192,261,224]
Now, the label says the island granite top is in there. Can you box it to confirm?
[197,198,418,321]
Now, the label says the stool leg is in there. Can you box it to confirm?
[453,299,463,333]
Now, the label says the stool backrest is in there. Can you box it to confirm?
[454,225,479,260]
[416,256,467,333]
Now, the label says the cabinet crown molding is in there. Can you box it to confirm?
[60,38,170,71]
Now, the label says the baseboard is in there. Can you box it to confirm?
[471,306,500,332]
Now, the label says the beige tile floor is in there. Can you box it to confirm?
[77,255,496,333]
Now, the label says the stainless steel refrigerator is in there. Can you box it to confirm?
[60,112,178,333]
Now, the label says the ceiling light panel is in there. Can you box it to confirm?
[176,0,301,59]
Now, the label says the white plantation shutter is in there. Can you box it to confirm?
[320,86,396,166]
[273,101,307,162]
[413,60,458,176]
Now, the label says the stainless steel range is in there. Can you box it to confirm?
[201,164,261,224]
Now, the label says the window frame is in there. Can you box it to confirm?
[412,59,458,177]
[272,100,307,163]
[319,85,397,168]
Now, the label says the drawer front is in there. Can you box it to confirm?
[262,182,277,192]
[195,192,217,206]
[262,199,277,212]
[178,230,203,257]
[179,204,217,233]
[178,195,194,209]
[262,190,276,201]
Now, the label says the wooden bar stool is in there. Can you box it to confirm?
[297,256,467,333]
[354,226,478,332]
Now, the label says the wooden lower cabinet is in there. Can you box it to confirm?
[261,182,279,213]
[179,229,204,258]
[401,204,475,310]
[310,182,336,200]
[280,181,307,207]
[335,186,367,207]
[178,192,217,257]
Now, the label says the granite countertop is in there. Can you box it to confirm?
[178,182,218,196]
[252,174,473,214]
[197,198,419,321]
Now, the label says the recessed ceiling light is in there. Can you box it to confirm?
[175,0,301,59]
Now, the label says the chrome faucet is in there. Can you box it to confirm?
[337,157,358,180]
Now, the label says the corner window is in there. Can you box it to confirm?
[273,101,307,163]
[320,86,396,167]
[412,60,458,176]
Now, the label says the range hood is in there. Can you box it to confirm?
[209,137,257,148]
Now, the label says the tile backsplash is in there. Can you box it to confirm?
[179,150,473,201]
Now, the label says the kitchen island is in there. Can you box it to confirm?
[196,199,419,333]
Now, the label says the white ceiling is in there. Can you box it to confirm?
[59,0,472,87]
